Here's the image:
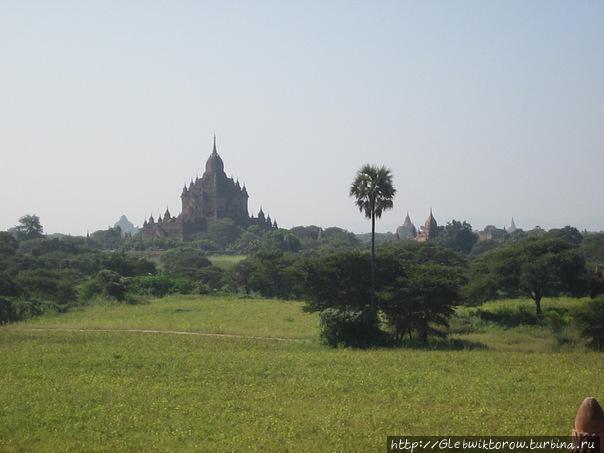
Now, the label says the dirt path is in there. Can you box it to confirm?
[8,327,303,342]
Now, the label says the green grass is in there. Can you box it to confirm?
[14,295,319,340]
[208,254,246,270]
[1,296,602,452]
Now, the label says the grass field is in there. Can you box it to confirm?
[127,252,246,272]
[1,296,602,452]
[208,254,246,270]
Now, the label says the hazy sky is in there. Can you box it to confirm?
[1,1,603,235]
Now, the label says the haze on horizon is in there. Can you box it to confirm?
[1,1,602,236]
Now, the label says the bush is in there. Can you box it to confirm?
[97,253,156,277]
[161,248,212,280]
[0,298,49,324]
[576,296,604,350]
[0,273,22,297]
[128,275,193,297]
[477,305,537,327]
[96,270,127,301]
[0,298,17,323]
[319,308,381,347]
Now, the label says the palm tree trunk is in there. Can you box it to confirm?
[370,206,376,317]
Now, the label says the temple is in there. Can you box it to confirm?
[395,210,439,242]
[141,136,276,240]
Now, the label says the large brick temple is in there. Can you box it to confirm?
[141,136,276,240]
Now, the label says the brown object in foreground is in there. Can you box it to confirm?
[573,397,604,453]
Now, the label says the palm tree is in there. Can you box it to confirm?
[350,165,396,317]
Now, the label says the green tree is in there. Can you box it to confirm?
[576,296,604,350]
[349,165,396,317]
[467,236,588,315]
[90,226,123,250]
[160,248,212,280]
[380,264,464,342]
[15,215,44,240]
[303,250,371,311]
[207,219,243,249]
[434,220,478,255]
[0,232,18,256]
[580,233,604,268]
[548,226,583,246]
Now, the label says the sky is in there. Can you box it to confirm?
[1,0,603,235]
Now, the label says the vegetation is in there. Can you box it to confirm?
[349,164,396,317]
[466,235,588,315]
[575,296,604,350]
[1,295,604,451]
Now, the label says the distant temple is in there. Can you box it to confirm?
[397,211,519,243]
[395,210,438,242]
[509,217,517,233]
[396,213,417,240]
[142,136,276,240]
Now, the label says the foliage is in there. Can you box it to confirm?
[127,275,194,297]
[0,298,55,324]
[548,226,583,246]
[160,248,212,280]
[96,252,156,277]
[255,229,302,253]
[349,165,396,220]
[89,226,124,249]
[575,296,604,350]
[304,250,371,310]
[350,164,397,317]
[433,220,478,255]
[580,232,604,267]
[0,273,22,297]
[466,236,589,314]
[469,239,500,258]
[305,242,466,344]
[13,214,44,240]
[319,308,382,347]
[238,250,304,298]
[2,296,604,451]
[94,270,127,301]
[380,264,465,342]
[206,218,243,249]
[0,232,19,255]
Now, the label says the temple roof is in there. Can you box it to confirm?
[424,209,437,231]
[205,135,225,174]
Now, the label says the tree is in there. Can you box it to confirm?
[467,236,588,315]
[90,226,123,250]
[580,233,604,268]
[15,215,44,240]
[160,248,212,280]
[380,264,464,342]
[434,220,478,255]
[207,219,243,249]
[548,226,583,246]
[576,296,604,350]
[303,250,371,311]
[0,232,18,256]
[349,165,396,317]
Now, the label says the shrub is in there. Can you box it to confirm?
[128,275,193,297]
[161,248,212,280]
[0,298,49,324]
[96,270,127,301]
[477,305,537,327]
[319,308,381,347]
[576,296,604,350]
[0,298,17,323]
[97,253,156,277]
[0,273,22,297]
